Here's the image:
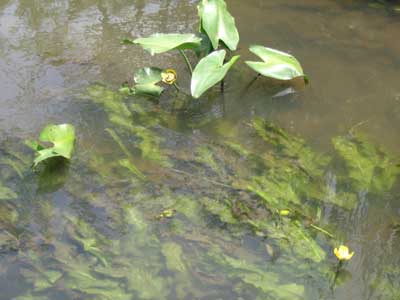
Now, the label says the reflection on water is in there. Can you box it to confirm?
[0,1,399,300]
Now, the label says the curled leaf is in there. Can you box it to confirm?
[246,45,306,81]
[29,124,75,167]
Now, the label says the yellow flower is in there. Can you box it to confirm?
[334,245,354,261]
[161,69,177,85]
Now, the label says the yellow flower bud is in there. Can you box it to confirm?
[161,69,177,85]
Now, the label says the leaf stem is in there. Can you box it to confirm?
[310,224,334,238]
[240,73,261,97]
[173,82,181,92]
[331,260,343,291]
[179,49,193,75]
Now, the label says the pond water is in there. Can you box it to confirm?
[1,1,400,300]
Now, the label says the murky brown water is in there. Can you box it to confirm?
[1,1,399,300]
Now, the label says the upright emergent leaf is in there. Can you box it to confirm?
[191,50,240,98]
[198,0,240,51]
[28,124,75,167]
[125,33,201,55]
[246,45,306,81]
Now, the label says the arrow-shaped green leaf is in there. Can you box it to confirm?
[125,33,202,55]
[198,0,240,51]
[191,50,240,98]
[245,45,306,81]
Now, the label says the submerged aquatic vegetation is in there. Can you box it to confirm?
[86,85,171,168]
[0,182,17,200]
[2,109,399,300]
[333,134,399,193]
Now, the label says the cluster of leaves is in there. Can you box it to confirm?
[122,0,307,99]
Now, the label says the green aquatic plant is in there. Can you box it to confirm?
[124,33,202,56]
[333,134,400,193]
[207,246,305,300]
[198,0,239,51]
[120,67,180,97]
[27,124,75,167]
[7,114,399,300]
[246,45,307,82]
[191,50,240,98]
[123,0,306,99]
[86,85,171,168]
[0,182,17,200]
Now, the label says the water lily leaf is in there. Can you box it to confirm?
[133,86,163,97]
[133,67,164,96]
[134,67,163,85]
[246,45,306,81]
[198,0,240,50]
[191,50,240,98]
[28,124,75,167]
[128,33,201,55]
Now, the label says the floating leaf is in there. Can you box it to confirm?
[28,124,75,167]
[191,50,239,98]
[198,0,240,50]
[133,67,164,96]
[246,45,306,81]
[127,33,201,55]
